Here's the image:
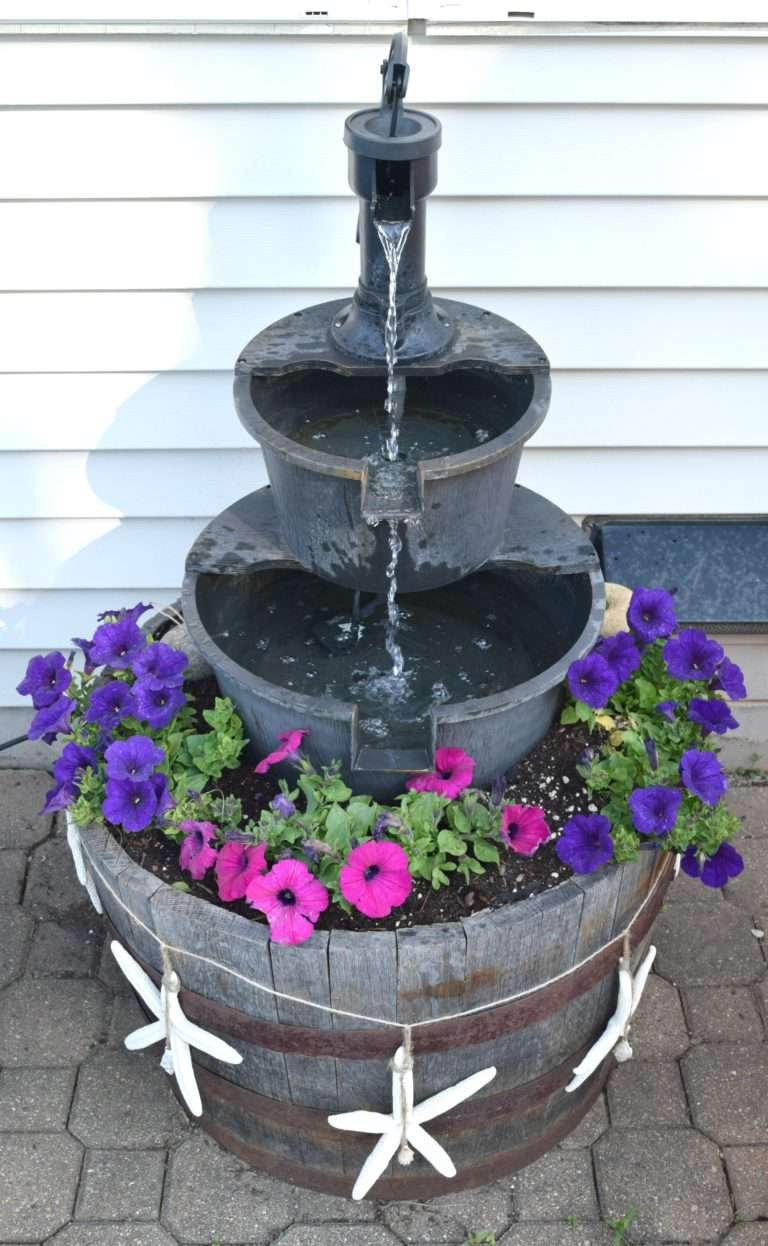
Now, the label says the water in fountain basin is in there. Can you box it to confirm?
[292,405,492,460]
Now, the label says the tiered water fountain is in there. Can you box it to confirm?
[183,36,604,797]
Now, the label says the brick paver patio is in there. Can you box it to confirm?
[0,772,765,1245]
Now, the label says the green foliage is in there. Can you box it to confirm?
[171,697,247,798]
[608,1205,638,1244]
[465,1232,496,1246]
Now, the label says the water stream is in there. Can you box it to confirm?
[373,218,412,682]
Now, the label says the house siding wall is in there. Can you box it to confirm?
[1,31,766,758]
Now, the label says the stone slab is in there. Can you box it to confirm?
[0,848,26,904]
[274,1231,403,1246]
[724,1146,768,1220]
[24,837,94,923]
[654,901,764,986]
[27,919,101,978]
[0,977,107,1066]
[0,1132,82,1240]
[0,907,33,987]
[49,1227,179,1246]
[727,787,768,835]
[511,1151,599,1223]
[499,1230,613,1246]
[682,1044,768,1145]
[0,1066,76,1130]
[683,986,765,1042]
[69,1049,188,1149]
[76,1148,167,1222]
[607,1059,689,1128]
[626,973,689,1059]
[383,1183,510,1242]
[163,1133,296,1245]
[724,834,768,923]
[0,770,53,848]
[559,1094,609,1149]
[722,1227,768,1245]
[593,1127,731,1243]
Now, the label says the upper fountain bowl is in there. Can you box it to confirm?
[234,297,551,594]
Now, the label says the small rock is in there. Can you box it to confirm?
[162,622,213,682]
[751,927,765,939]
[601,581,633,637]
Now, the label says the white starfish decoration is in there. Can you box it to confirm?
[65,814,103,914]
[328,1044,496,1200]
[110,940,243,1116]
[565,944,656,1092]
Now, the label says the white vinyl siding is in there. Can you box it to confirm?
[1,28,766,759]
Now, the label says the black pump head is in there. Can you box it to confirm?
[331,35,453,361]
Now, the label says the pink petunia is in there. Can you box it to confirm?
[215,841,268,903]
[245,857,329,945]
[500,804,550,856]
[254,729,309,775]
[339,840,413,919]
[179,820,219,880]
[406,747,475,799]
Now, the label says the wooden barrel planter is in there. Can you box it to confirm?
[79,824,673,1199]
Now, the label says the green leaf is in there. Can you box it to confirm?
[170,881,191,893]
[348,800,376,838]
[431,866,451,889]
[472,839,500,865]
[324,804,351,855]
[437,829,467,857]
[323,779,353,804]
[560,704,579,725]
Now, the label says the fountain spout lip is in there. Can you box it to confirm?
[344,106,442,164]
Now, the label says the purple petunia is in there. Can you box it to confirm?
[656,700,678,722]
[644,738,659,771]
[680,749,727,806]
[149,772,174,819]
[555,814,614,874]
[567,653,619,710]
[664,629,724,682]
[681,842,744,888]
[596,631,641,683]
[85,681,137,730]
[89,617,146,671]
[628,785,682,836]
[102,777,159,832]
[627,587,677,643]
[28,694,74,743]
[133,680,186,730]
[271,794,296,819]
[40,742,99,814]
[17,652,71,709]
[688,698,739,737]
[131,642,187,690]
[104,735,165,783]
[712,656,747,702]
[97,601,152,625]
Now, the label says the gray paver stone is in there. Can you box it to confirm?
[0,770,54,849]
[664,867,726,905]
[27,918,101,977]
[593,1127,732,1242]
[24,837,93,922]
[607,1059,689,1127]
[683,986,765,1042]
[682,1043,768,1145]
[0,1131,82,1239]
[163,1133,296,1244]
[0,1066,75,1130]
[69,1048,188,1148]
[723,1227,768,1245]
[625,973,689,1059]
[49,1226,179,1246]
[76,1148,167,1221]
[727,787,768,835]
[383,1181,510,1242]
[98,937,132,994]
[274,1230,403,1246]
[0,848,26,903]
[107,991,148,1045]
[654,901,764,985]
[0,976,107,1065]
[559,1093,609,1149]
[725,835,768,923]
[0,907,33,987]
[512,1150,599,1222]
[499,1229,612,1246]
[287,1186,374,1224]
[724,1146,768,1220]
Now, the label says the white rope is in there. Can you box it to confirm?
[78,824,675,1034]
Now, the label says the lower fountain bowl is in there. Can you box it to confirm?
[182,487,604,799]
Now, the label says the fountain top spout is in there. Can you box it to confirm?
[380,32,409,138]
[344,34,441,165]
